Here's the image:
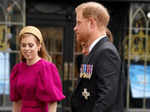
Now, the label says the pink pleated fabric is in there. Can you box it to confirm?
[10,59,65,112]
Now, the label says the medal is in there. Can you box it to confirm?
[82,88,90,100]
[80,64,84,78]
[80,64,93,79]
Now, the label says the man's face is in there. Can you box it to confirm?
[74,10,90,43]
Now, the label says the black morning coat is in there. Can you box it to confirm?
[71,37,125,112]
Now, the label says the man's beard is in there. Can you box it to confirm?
[76,35,88,45]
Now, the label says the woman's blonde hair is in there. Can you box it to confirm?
[18,26,52,62]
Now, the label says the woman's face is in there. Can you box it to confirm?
[20,34,40,61]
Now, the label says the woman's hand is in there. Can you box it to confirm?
[12,100,22,112]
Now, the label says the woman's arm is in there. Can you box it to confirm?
[48,102,57,112]
[12,100,22,112]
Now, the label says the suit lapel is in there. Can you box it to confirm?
[76,37,109,88]
[86,37,109,63]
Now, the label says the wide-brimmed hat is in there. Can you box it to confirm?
[19,26,43,43]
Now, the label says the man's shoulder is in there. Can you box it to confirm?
[95,41,113,53]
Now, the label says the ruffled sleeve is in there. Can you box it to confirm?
[10,64,21,101]
[36,61,65,103]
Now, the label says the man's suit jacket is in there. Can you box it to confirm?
[71,37,124,112]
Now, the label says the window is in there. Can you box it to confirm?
[0,0,25,111]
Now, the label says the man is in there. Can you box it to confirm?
[71,2,124,112]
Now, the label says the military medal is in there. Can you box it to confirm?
[83,64,87,78]
[80,64,84,78]
[80,64,93,79]
[88,64,93,79]
[86,64,93,79]
[82,88,90,100]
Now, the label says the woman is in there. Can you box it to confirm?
[10,26,65,112]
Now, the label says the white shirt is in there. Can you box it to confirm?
[89,35,106,53]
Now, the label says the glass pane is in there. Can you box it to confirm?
[132,11,147,28]
[39,27,63,52]
[147,31,150,62]
[0,0,25,111]
[39,26,63,76]
[7,1,24,23]
[0,6,5,22]
[128,3,150,110]
[0,25,7,51]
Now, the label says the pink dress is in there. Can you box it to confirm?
[10,59,65,112]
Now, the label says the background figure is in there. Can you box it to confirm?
[81,28,113,55]
[71,2,124,112]
[106,28,113,43]
[10,26,65,112]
